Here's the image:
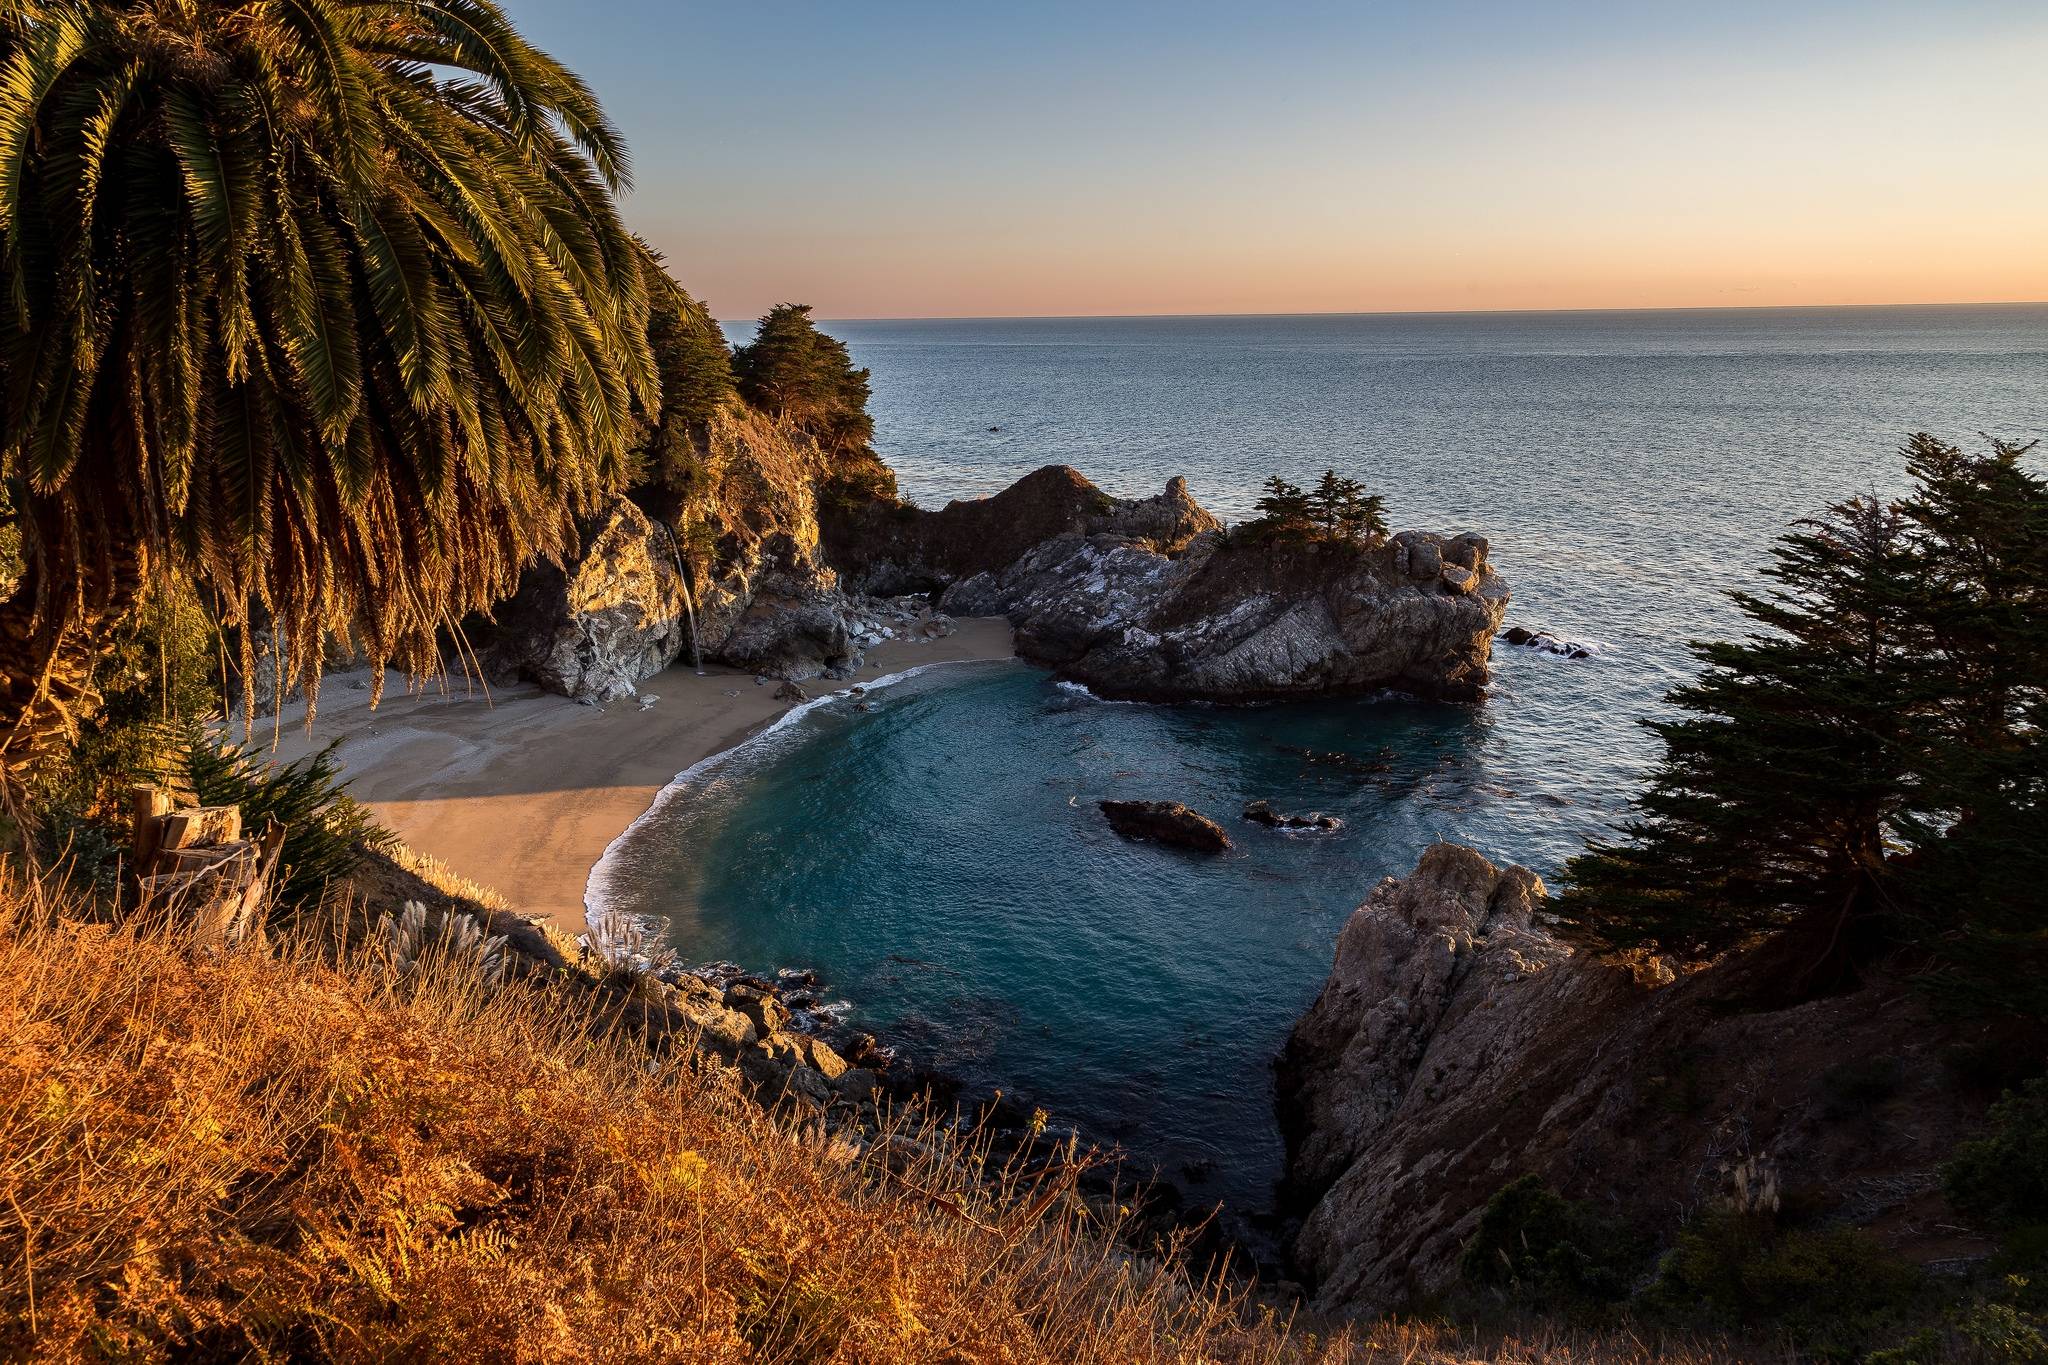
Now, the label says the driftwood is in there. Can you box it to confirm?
[129,785,285,948]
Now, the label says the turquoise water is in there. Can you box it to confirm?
[610,307,2048,1219]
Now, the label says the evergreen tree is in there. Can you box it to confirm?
[1557,495,1933,964]
[635,251,735,494]
[1893,437,2048,1017]
[1309,470,1389,543]
[1251,476,1312,531]
[731,304,874,452]
[1558,434,2048,1019]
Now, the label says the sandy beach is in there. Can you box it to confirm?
[266,617,1016,932]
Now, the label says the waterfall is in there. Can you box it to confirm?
[663,520,704,673]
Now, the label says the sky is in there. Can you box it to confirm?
[503,0,2048,320]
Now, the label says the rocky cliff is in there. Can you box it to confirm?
[1277,844,1989,1319]
[487,446,1507,705]
[838,464,1508,703]
[479,407,943,698]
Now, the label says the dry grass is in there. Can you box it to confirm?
[0,869,1752,1363]
[382,840,512,912]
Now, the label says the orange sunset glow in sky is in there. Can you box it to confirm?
[510,1,2048,319]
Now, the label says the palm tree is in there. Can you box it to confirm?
[0,0,656,776]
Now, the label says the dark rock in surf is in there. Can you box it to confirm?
[1099,799,1233,853]
[1243,800,1343,832]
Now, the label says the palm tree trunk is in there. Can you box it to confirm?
[0,532,148,785]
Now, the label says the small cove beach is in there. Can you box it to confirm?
[265,617,1016,931]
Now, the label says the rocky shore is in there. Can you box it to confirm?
[469,448,1510,710]
[1276,843,1991,1319]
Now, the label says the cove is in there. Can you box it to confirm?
[591,654,1613,1219]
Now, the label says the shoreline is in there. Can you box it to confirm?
[265,617,1017,932]
[582,653,1013,938]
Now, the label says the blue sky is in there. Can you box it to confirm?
[504,1,2048,319]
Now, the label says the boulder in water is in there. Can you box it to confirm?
[1243,799,1342,832]
[1098,799,1232,852]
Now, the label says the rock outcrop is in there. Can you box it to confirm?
[1277,844,1989,1320]
[946,523,1505,703]
[1098,799,1233,852]
[480,495,690,701]
[832,462,1507,703]
[480,410,962,695]
[831,465,1222,596]
[1243,800,1342,832]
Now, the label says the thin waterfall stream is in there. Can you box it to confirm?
[663,520,704,673]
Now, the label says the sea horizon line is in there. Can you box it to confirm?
[716,298,2048,328]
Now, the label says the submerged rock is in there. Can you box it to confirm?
[1502,625,1593,659]
[1098,799,1233,852]
[1242,800,1342,832]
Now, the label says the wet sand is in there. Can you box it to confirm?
[265,618,1016,932]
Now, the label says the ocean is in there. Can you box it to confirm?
[595,305,2047,1224]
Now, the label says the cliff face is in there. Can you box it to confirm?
[1277,844,1989,1319]
[481,407,920,697]
[830,464,1222,595]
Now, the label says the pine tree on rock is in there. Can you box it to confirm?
[1310,470,1389,544]
[731,304,875,453]
[1251,476,1313,531]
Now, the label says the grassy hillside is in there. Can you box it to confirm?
[0,871,1746,1364]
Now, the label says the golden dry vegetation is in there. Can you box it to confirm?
[0,869,1755,1364]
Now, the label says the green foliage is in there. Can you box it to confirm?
[1648,1206,1920,1352]
[1243,470,1389,545]
[731,304,875,453]
[28,584,221,819]
[0,0,656,769]
[1558,492,1930,962]
[1892,438,2048,1022]
[1945,1080,2048,1229]
[634,251,736,495]
[1459,1175,1641,1306]
[183,732,395,913]
[1311,470,1389,542]
[1251,476,1313,531]
[25,583,221,896]
[1557,436,2047,1018]
[1956,1292,2048,1365]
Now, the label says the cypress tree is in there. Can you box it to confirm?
[1251,476,1313,531]
[1893,437,2048,1017]
[1309,470,1390,544]
[1557,495,1934,966]
[731,304,875,452]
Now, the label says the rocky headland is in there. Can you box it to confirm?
[471,433,1510,709]
[1276,843,1992,1319]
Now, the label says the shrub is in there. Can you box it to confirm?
[182,732,395,913]
[1460,1175,1642,1306]
[1946,1080,2048,1228]
[1648,1205,1920,1351]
